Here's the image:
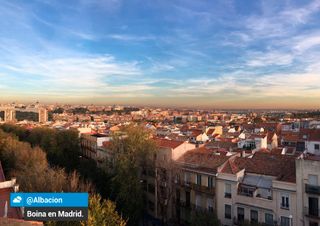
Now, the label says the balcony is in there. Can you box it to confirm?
[306,184,320,195]
[190,183,215,195]
[304,207,320,219]
[176,180,215,194]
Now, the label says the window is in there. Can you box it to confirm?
[185,191,190,207]
[237,207,244,223]
[280,216,290,226]
[250,210,258,223]
[225,183,231,198]
[225,204,231,219]
[265,213,273,225]
[208,176,214,188]
[163,154,167,161]
[309,197,319,217]
[315,144,320,150]
[184,172,191,185]
[196,174,202,185]
[195,194,201,209]
[309,174,318,186]
[174,173,180,184]
[207,198,214,212]
[239,185,254,197]
[142,167,147,175]
[147,183,155,195]
[281,194,290,209]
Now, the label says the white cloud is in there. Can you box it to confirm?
[281,0,320,24]
[246,51,294,67]
[244,0,320,39]
[165,68,320,99]
[293,33,320,52]
[107,34,156,42]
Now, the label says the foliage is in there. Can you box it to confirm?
[190,210,220,226]
[0,124,155,225]
[0,130,92,192]
[15,111,38,122]
[0,124,80,172]
[52,108,64,114]
[46,194,126,226]
[0,128,125,226]
[68,107,88,114]
[0,123,112,198]
[110,125,156,225]
[81,194,127,226]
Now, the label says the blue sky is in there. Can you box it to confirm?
[0,0,320,108]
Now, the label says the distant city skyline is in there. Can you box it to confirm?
[1,0,320,108]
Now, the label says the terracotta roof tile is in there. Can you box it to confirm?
[176,147,231,174]
[220,152,296,183]
[153,138,184,149]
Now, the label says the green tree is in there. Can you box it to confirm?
[54,129,80,171]
[82,194,127,226]
[110,125,156,225]
[190,211,220,226]
[0,124,81,172]
[0,130,92,193]
[46,194,126,226]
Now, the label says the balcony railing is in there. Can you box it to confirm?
[176,180,215,194]
[304,207,320,218]
[306,184,320,195]
[190,183,215,194]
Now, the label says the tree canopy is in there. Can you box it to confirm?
[109,125,156,225]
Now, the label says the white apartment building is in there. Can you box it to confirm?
[216,153,298,226]
[296,154,320,226]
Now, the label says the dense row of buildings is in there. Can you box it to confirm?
[80,117,320,226]
[1,103,320,225]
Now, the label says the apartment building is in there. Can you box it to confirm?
[305,133,320,155]
[296,154,320,226]
[171,148,231,224]
[216,152,297,226]
[80,133,110,160]
[143,138,195,224]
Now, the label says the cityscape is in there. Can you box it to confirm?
[1,0,320,226]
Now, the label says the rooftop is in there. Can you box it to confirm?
[221,152,296,183]
[153,137,185,149]
[176,147,231,174]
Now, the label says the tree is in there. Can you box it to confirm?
[46,194,125,226]
[189,210,220,226]
[110,125,156,225]
[54,129,80,171]
[81,194,127,226]
[0,129,92,193]
[52,108,64,114]
[0,124,81,172]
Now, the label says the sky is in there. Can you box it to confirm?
[0,0,320,109]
